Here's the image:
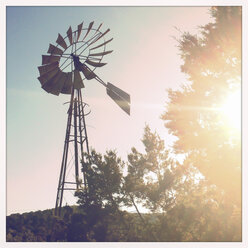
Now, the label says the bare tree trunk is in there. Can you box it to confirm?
[128,193,158,241]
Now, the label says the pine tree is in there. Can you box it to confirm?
[162,6,241,207]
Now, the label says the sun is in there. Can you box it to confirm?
[219,89,241,130]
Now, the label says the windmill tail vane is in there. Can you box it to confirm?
[71,53,131,115]
[37,21,131,216]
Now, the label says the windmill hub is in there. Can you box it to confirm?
[71,54,82,68]
[37,21,131,216]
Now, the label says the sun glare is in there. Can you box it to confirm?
[220,90,241,130]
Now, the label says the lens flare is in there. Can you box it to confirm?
[220,90,241,130]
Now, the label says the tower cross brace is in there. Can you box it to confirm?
[55,88,90,216]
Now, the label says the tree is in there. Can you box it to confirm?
[6,121,241,241]
[162,7,241,207]
[124,125,241,241]
[74,149,129,241]
[124,126,182,213]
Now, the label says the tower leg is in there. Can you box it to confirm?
[55,89,90,216]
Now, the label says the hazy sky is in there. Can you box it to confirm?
[6,6,212,215]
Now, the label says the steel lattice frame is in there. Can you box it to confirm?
[55,88,90,216]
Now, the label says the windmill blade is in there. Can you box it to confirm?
[56,33,67,50]
[38,67,60,85]
[47,44,63,56]
[95,23,103,33]
[107,87,130,115]
[90,38,113,51]
[80,65,97,80]
[42,80,56,94]
[42,71,67,95]
[77,22,83,42]
[89,50,113,57]
[42,55,60,65]
[93,29,110,44]
[88,28,110,47]
[38,61,59,76]
[52,71,68,94]
[82,21,94,41]
[85,59,107,67]
[74,70,85,89]
[61,72,73,94]
[67,26,73,45]
[107,83,130,104]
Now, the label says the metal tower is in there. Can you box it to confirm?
[55,88,90,216]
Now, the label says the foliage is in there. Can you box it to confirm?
[6,126,241,241]
[6,210,68,242]
[124,126,241,241]
[162,6,241,206]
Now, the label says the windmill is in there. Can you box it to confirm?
[37,21,130,216]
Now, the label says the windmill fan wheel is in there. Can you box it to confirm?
[37,21,113,96]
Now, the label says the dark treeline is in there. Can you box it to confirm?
[7,6,241,242]
[7,207,159,242]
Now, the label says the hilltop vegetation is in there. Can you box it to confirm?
[7,207,162,242]
[6,201,241,242]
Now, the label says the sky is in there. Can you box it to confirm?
[5,6,213,215]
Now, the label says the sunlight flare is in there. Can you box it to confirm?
[219,89,241,130]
